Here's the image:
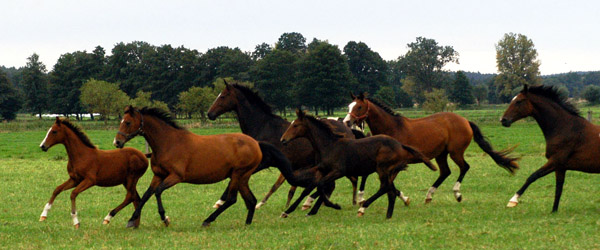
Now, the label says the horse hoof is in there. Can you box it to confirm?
[255,202,265,209]
[280,212,289,218]
[507,201,518,208]
[39,216,47,222]
[332,204,341,210]
[357,212,364,217]
[301,205,311,211]
[425,198,432,204]
[456,195,463,202]
[213,204,221,209]
[163,216,170,227]
[103,219,110,225]
[404,197,411,206]
[126,220,139,228]
[202,221,210,227]
[74,223,80,229]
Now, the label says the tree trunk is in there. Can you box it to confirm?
[90,113,94,121]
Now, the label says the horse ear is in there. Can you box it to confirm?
[350,92,356,100]
[55,116,61,125]
[224,79,231,90]
[358,92,365,100]
[125,105,135,115]
[295,109,305,119]
[523,84,529,93]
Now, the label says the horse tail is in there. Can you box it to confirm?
[469,121,519,174]
[401,144,437,171]
[257,142,304,186]
[351,129,366,139]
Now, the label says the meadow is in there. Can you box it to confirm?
[1,109,600,249]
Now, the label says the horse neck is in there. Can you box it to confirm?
[234,96,286,138]
[304,120,340,156]
[365,101,405,135]
[530,96,582,140]
[62,128,96,161]
[140,115,185,154]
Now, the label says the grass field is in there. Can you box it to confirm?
[1,115,600,249]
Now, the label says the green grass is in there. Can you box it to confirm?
[1,119,600,249]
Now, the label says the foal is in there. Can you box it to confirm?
[39,117,148,228]
[280,110,437,218]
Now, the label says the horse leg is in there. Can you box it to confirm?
[127,175,162,228]
[69,179,95,229]
[287,186,297,208]
[358,175,368,205]
[349,176,358,205]
[203,178,239,227]
[507,161,557,208]
[552,170,566,213]
[305,181,339,216]
[39,179,77,222]
[358,178,390,217]
[282,185,316,218]
[154,174,182,227]
[389,170,409,206]
[103,184,134,225]
[302,189,319,211]
[213,181,232,208]
[238,179,257,225]
[449,152,470,202]
[426,152,450,204]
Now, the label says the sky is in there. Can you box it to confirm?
[2,0,599,75]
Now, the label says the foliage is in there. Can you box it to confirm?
[131,91,169,111]
[0,70,22,121]
[397,37,459,104]
[582,85,600,104]
[275,32,307,54]
[495,33,541,102]
[472,84,488,105]
[449,71,474,105]
[343,41,388,95]
[251,42,272,61]
[177,86,216,119]
[422,88,450,113]
[252,49,298,114]
[21,53,49,118]
[372,86,396,108]
[393,85,413,108]
[79,79,129,123]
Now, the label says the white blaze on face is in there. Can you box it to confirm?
[511,95,518,102]
[40,127,52,148]
[342,101,357,124]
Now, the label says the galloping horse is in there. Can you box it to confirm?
[280,110,437,218]
[39,117,148,228]
[207,82,366,210]
[501,84,600,212]
[344,93,519,203]
[113,106,291,227]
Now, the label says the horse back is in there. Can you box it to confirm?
[89,147,148,186]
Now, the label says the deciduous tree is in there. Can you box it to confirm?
[495,33,541,102]
[21,53,48,119]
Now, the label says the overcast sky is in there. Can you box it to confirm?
[2,0,599,75]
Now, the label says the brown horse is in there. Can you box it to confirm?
[501,84,600,212]
[280,110,437,218]
[38,117,148,228]
[344,93,519,203]
[113,106,292,227]
[207,82,365,210]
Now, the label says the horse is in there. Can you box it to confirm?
[207,82,367,210]
[501,84,600,212]
[113,106,293,227]
[344,93,519,203]
[280,110,437,218]
[38,117,148,228]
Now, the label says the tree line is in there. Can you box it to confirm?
[2,32,599,121]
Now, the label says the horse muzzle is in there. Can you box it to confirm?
[500,118,512,127]
[280,139,289,145]
[40,145,48,152]
[113,139,125,148]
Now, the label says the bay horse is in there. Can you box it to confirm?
[280,110,437,218]
[207,82,366,210]
[38,117,148,228]
[113,106,293,227]
[501,84,600,212]
[344,93,519,203]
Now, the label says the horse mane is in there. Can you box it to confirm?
[232,84,279,118]
[139,107,184,129]
[304,114,346,139]
[527,85,581,117]
[59,118,97,149]
[367,98,401,117]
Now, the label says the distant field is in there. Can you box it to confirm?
[1,112,600,249]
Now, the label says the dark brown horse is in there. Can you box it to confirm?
[113,106,292,227]
[39,117,148,228]
[207,82,365,210]
[501,84,600,212]
[280,110,437,218]
[344,93,519,203]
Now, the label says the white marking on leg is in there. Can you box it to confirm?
[255,201,266,209]
[40,203,52,217]
[358,207,365,213]
[303,197,315,207]
[104,213,113,222]
[426,187,437,200]
[40,128,52,148]
[509,194,520,203]
[399,191,409,203]
[453,182,462,200]
[71,212,79,226]
[358,191,365,202]
[213,199,225,208]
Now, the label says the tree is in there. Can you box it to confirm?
[449,71,474,105]
[21,53,49,119]
[105,41,155,97]
[373,86,396,108]
[296,40,355,115]
[177,86,216,119]
[251,43,272,61]
[397,37,459,104]
[275,32,307,54]
[343,41,388,95]
[0,70,22,121]
[422,88,450,113]
[582,85,600,104]
[80,79,130,123]
[252,49,298,115]
[199,46,253,84]
[131,91,169,111]
[495,33,541,102]
[472,84,488,105]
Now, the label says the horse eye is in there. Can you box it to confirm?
[125,121,131,126]
[51,131,57,134]
[358,106,362,110]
